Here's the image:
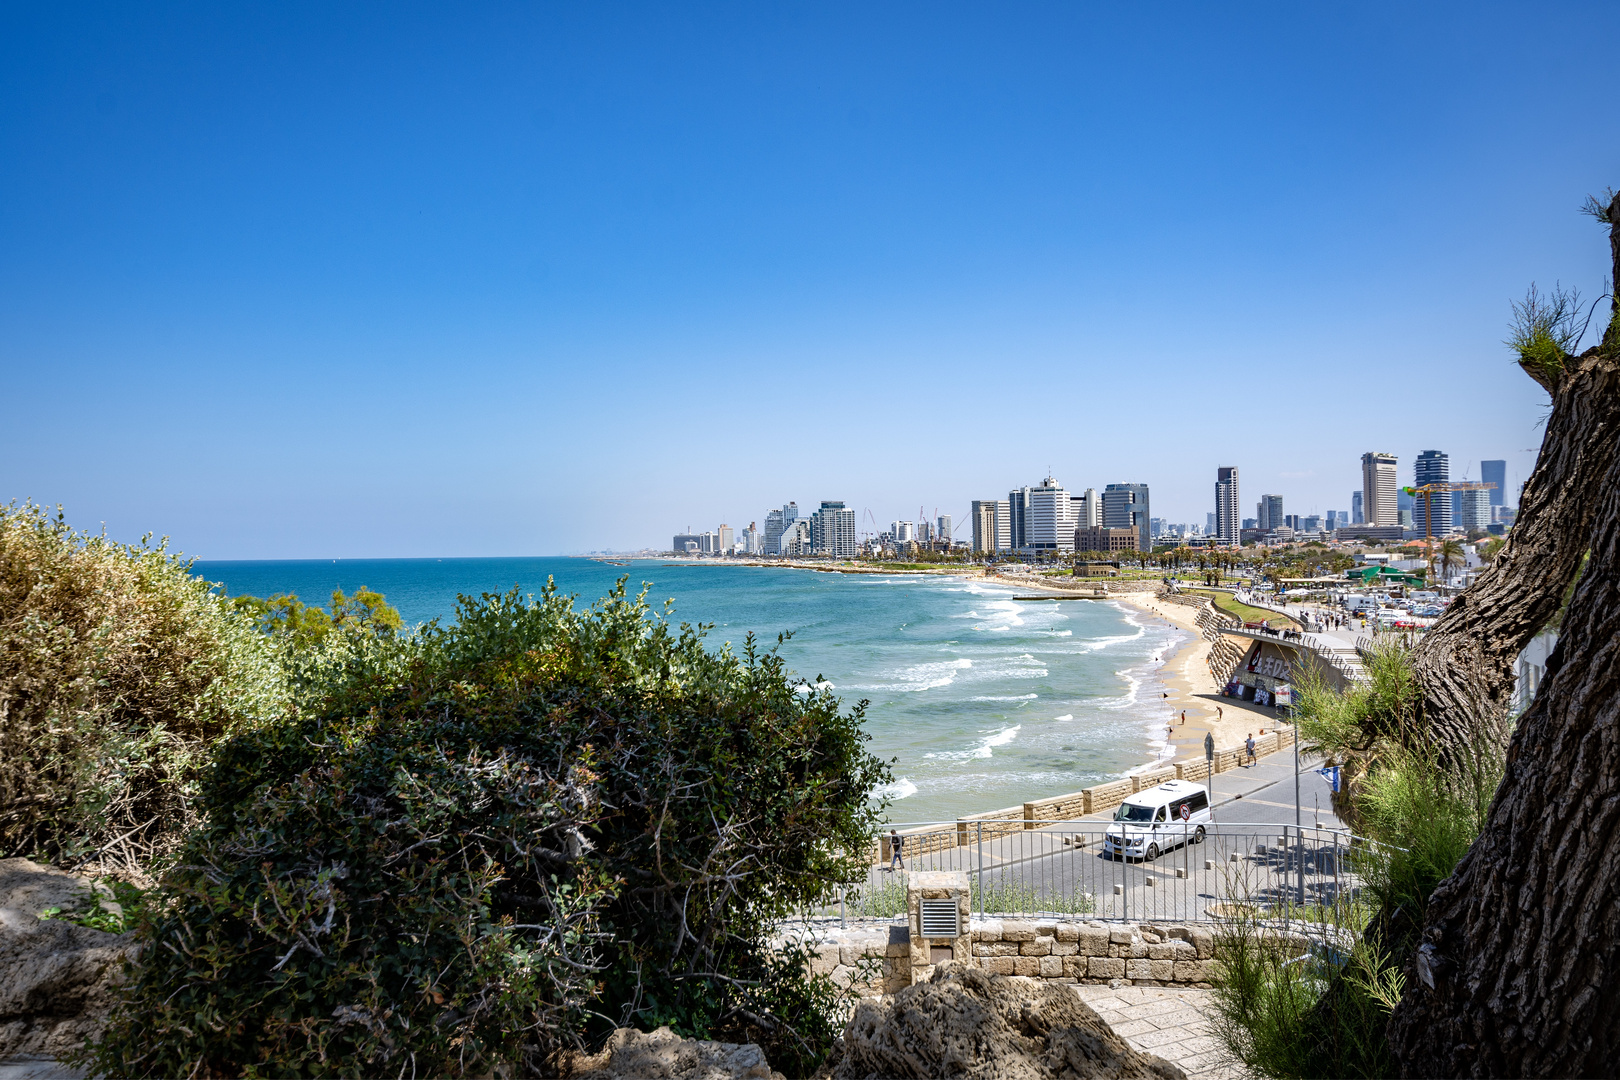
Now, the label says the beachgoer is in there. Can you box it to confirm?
[1180,710,1187,726]
[1216,705,1224,721]
[888,830,903,872]
[1245,734,1257,768]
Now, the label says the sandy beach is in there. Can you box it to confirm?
[1109,591,1287,756]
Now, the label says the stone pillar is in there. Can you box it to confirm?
[907,870,973,984]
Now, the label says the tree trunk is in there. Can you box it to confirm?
[1407,197,1620,767]
[1387,194,1620,1076]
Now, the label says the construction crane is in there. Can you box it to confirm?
[1402,482,1496,585]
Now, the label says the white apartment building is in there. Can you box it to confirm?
[1026,476,1074,551]
[1071,488,1100,530]
[971,499,1012,553]
[810,501,857,557]
[1362,452,1399,527]
[891,520,915,543]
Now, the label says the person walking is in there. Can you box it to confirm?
[1180,709,1187,726]
[1245,733,1257,768]
[1216,705,1224,722]
[888,829,904,872]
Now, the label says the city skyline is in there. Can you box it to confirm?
[4,6,1609,558]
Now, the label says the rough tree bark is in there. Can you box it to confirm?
[1387,194,1620,1076]
[1407,193,1620,765]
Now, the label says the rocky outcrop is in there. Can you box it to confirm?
[0,859,131,1060]
[570,1026,786,1080]
[832,964,1185,1080]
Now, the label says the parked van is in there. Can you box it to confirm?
[1103,779,1212,862]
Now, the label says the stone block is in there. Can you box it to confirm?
[1173,959,1212,982]
[1148,941,1197,960]
[973,944,994,957]
[1039,954,1064,978]
[1062,956,1086,978]
[986,943,1021,957]
[1140,931,1163,944]
[1054,923,1081,942]
[974,920,1003,942]
[1078,927,1111,956]
[1020,939,1052,957]
[1109,927,1137,945]
[1050,941,1078,957]
[1002,920,1037,942]
[986,956,1016,976]
[1088,956,1126,978]
[1126,942,1149,959]
[1149,959,1174,981]
[809,944,841,976]
[1164,926,1193,942]
[840,944,869,966]
[1013,956,1040,977]
[1189,927,1216,959]
[1034,921,1059,938]
[1126,958,1153,980]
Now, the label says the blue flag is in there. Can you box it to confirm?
[1316,765,1341,793]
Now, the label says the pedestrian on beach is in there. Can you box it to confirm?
[1180,710,1187,726]
[1216,706,1223,721]
[888,830,903,872]
[1245,734,1256,768]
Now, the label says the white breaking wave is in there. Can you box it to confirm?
[874,778,918,801]
[792,680,836,694]
[876,657,972,692]
[1099,669,1143,710]
[971,693,1040,701]
[973,725,1022,758]
[1054,714,1075,722]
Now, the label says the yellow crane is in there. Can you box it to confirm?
[1401,482,1496,585]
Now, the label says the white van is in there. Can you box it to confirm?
[1103,779,1212,862]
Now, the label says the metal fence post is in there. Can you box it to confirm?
[976,821,984,919]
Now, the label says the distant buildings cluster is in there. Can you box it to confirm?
[669,450,1516,558]
[969,477,1150,555]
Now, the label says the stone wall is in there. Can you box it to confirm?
[876,730,1295,863]
[798,918,1224,996]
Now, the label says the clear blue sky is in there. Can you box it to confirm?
[3,3,1616,557]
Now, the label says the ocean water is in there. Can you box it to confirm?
[192,557,1190,823]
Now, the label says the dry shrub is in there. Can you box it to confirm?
[0,502,287,873]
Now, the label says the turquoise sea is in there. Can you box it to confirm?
[192,558,1190,823]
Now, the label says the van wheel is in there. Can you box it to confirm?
[1145,844,1160,861]
[1194,826,1206,844]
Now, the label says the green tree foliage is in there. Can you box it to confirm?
[0,502,288,869]
[230,586,403,651]
[88,580,889,1077]
[1210,645,1503,1078]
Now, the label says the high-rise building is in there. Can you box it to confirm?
[673,532,701,554]
[1302,515,1321,533]
[973,499,1012,553]
[916,519,934,544]
[717,524,734,552]
[1481,460,1507,508]
[936,515,953,546]
[1351,491,1364,525]
[742,523,759,554]
[1256,494,1283,534]
[1215,466,1240,545]
[1104,484,1152,552]
[1007,487,1032,549]
[1414,450,1452,537]
[809,501,857,556]
[891,520,915,543]
[763,502,799,555]
[1457,489,1491,532]
[1361,452,1398,526]
[1070,489,1101,530]
[779,519,811,556]
[1026,476,1074,550]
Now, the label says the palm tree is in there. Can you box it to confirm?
[1437,537,1465,584]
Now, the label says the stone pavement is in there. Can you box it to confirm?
[1075,985,1247,1080]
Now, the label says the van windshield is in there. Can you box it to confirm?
[1114,803,1155,822]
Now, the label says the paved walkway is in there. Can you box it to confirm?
[1076,985,1247,1080]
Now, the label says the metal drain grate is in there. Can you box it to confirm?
[920,898,960,938]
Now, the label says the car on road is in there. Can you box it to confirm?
[1103,779,1212,862]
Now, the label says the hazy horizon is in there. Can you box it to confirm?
[4,4,1616,559]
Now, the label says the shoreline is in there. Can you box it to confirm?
[1109,592,1264,756]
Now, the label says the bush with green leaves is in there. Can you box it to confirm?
[87,580,889,1077]
[0,502,288,870]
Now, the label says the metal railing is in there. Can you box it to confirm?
[806,822,1373,931]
